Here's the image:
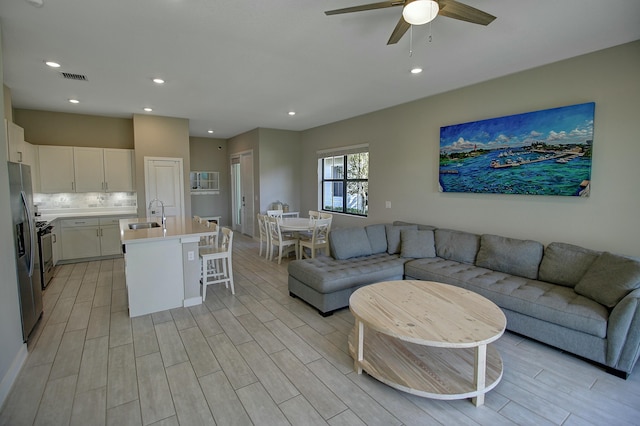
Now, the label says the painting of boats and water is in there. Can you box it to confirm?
[439,102,595,196]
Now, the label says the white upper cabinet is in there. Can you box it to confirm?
[37,146,135,193]
[38,145,75,193]
[6,120,31,165]
[74,147,105,192]
[104,149,135,192]
[21,141,36,168]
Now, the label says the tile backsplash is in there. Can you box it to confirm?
[34,192,137,210]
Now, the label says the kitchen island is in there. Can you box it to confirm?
[120,217,215,317]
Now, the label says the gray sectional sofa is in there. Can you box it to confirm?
[287,221,640,377]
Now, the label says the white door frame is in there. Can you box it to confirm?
[144,156,185,218]
[230,150,254,237]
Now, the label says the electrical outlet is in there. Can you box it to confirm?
[385,201,391,209]
[188,251,194,261]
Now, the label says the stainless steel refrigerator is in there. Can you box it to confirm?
[8,162,43,342]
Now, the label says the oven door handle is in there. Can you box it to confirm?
[21,191,35,277]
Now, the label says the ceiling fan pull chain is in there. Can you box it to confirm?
[428,21,433,43]
[409,25,414,57]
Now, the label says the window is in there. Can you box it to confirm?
[319,145,368,216]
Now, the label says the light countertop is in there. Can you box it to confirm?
[38,208,138,223]
[120,216,217,244]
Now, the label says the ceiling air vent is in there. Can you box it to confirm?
[61,72,88,81]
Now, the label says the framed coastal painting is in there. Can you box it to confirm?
[439,102,595,196]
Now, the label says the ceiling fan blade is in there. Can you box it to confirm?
[325,1,404,16]
[438,0,496,25]
[387,16,410,44]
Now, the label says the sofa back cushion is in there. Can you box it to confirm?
[365,224,388,254]
[435,229,480,265]
[393,221,436,231]
[476,234,544,280]
[574,252,640,308]
[538,242,600,287]
[400,229,436,258]
[385,224,418,254]
[329,227,373,260]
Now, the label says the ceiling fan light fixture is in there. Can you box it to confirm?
[402,0,439,25]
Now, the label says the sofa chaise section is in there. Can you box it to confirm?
[288,224,408,315]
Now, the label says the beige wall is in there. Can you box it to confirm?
[0,29,29,407]
[228,128,260,233]
[300,40,640,258]
[228,128,303,233]
[258,128,301,213]
[13,109,133,148]
[3,85,11,122]
[190,137,230,225]
[132,114,191,218]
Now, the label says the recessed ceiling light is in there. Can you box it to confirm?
[411,67,423,74]
[69,99,79,104]
[45,61,61,68]
[143,107,153,112]
[207,130,214,134]
[288,111,296,116]
[152,78,165,84]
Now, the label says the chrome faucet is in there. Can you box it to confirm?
[148,199,166,228]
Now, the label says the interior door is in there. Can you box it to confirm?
[230,151,254,237]
[144,157,184,218]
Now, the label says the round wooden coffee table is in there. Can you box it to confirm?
[349,280,506,406]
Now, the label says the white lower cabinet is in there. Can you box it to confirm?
[61,219,101,260]
[98,218,124,256]
[59,216,130,261]
[51,220,60,266]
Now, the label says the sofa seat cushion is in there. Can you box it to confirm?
[405,257,609,338]
[288,254,406,294]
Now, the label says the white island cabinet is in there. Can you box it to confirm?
[120,217,215,317]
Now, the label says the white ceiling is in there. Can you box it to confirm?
[1,0,639,139]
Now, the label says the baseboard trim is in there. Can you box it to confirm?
[0,343,28,409]
[183,296,202,308]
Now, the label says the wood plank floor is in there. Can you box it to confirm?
[1,233,639,425]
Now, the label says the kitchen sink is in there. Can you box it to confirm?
[128,222,161,230]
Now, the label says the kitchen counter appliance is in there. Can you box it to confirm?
[8,162,43,342]
[36,221,54,289]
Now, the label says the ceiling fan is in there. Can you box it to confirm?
[325,0,496,45]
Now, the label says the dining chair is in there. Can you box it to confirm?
[267,216,299,264]
[257,213,270,258]
[308,210,320,219]
[299,217,332,259]
[200,227,234,300]
[199,220,218,249]
[266,209,283,218]
[319,212,333,220]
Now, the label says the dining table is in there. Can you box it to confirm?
[278,217,315,232]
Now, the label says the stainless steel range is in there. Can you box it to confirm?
[36,221,54,289]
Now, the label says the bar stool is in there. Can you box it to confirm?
[200,227,234,300]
